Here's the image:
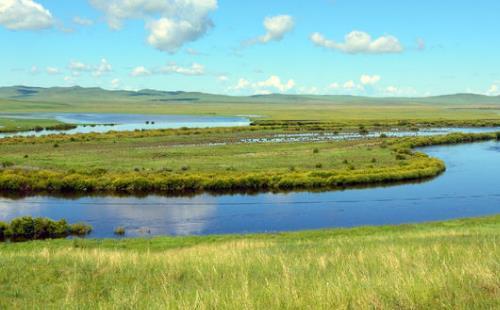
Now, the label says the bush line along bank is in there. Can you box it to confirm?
[0,216,92,242]
[0,132,497,195]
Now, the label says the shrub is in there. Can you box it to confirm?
[0,222,8,239]
[315,163,323,169]
[313,148,319,154]
[9,217,35,240]
[114,227,126,236]
[70,223,93,236]
[1,161,14,168]
[1,217,92,242]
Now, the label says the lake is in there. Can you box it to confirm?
[0,113,250,138]
[0,140,498,238]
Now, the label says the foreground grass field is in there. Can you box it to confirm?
[0,215,498,308]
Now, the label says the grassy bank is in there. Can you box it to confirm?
[0,130,497,195]
[0,215,498,308]
[0,117,75,133]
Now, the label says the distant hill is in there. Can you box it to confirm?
[0,85,499,106]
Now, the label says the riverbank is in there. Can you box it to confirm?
[1,215,498,308]
[0,130,497,195]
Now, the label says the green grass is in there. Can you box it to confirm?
[0,129,496,195]
[0,136,397,172]
[0,215,499,308]
[0,117,68,133]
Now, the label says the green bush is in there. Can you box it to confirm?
[0,222,8,239]
[70,223,93,236]
[0,217,92,242]
[114,227,126,236]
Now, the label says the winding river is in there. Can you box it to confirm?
[0,140,498,238]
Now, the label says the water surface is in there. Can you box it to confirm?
[1,141,498,238]
[0,113,250,138]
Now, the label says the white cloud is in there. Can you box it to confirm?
[158,63,205,75]
[46,67,60,75]
[235,78,251,90]
[256,75,295,92]
[90,0,217,53]
[384,85,417,96]
[360,74,381,85]
[259,15,294,43]
[69,61,91,73]
[386,86,398,94]
[310,31,403,54]
[298,86,320,95]
[73,16,94,26]
[130,66,151,77]
[244,15,294,46]
[93,58,112,77]
[111,78,120,88]
[343,80,357,89]
[487,84,499,95]
[328,80,364,93]
[232,75,295,94]
[217,75,228,82]
[129,62,206,77]
[30,65,39,74]
[328,82,340,90]
[0,0,53,30]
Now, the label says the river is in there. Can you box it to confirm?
[0,140,498,238]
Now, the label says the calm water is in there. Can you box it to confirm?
[0,113,250,138]
[0,141,498,238]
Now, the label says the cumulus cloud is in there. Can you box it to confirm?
[310,31,403,54]
[159,63,205,75]
[232,75,295,94]
[244,15,294,46]
[69,61,91,74]
[259,15,294,43]
[0,0,54,30]
[384,85,417,96]
[343,80,357,90]
[130,66,151,77]
[328,79,364,93]
[93,58,112,77]
[129,63,205,77]
[487,84,499,95]
[360,74,381,85]
[90,0,217,53]
[256,75,295,92]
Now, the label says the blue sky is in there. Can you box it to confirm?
[1,0,499,96]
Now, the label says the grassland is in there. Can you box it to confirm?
[0,215,498,308]
[1,86,500,123]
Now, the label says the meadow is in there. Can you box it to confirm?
[0,121,497,194]
[0,215,498,308]
[0,88,499,308]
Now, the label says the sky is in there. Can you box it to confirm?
[1,0,499,97]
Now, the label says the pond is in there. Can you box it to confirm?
[0,113,250,138]
[0,140,498,238]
